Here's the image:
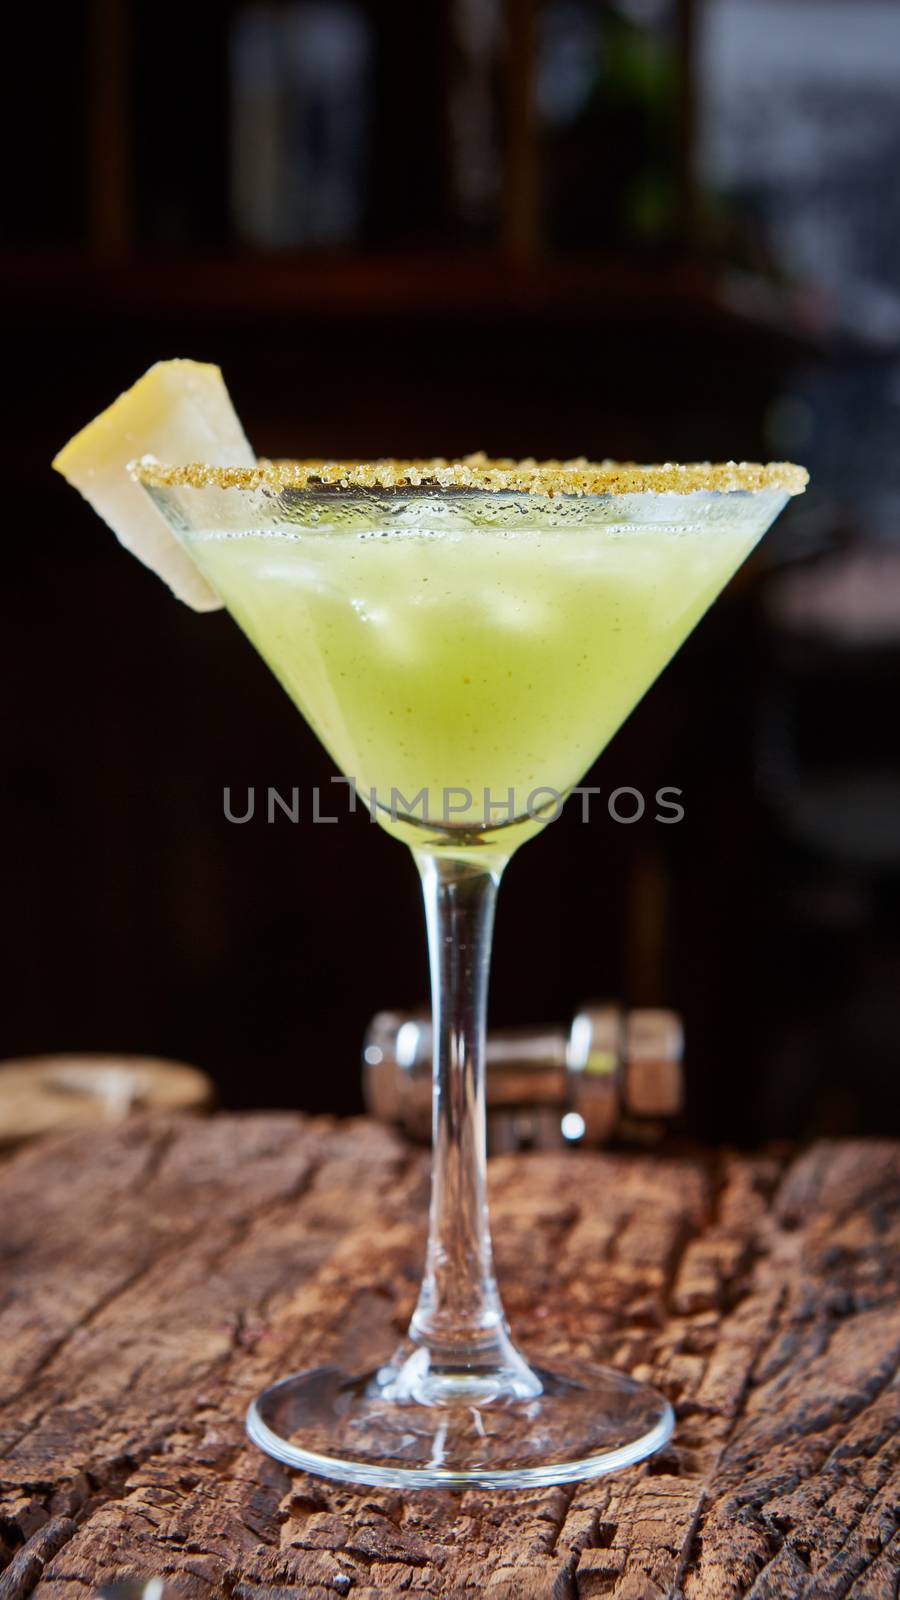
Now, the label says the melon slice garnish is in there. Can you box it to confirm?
[52,360,255,612]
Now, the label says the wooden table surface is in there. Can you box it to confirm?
[0,1114,898,1600]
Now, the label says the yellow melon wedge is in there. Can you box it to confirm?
[52,360,255,611]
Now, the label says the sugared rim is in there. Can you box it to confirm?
[132,453,808,498]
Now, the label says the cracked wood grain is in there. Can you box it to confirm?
[0,1117,897,1599]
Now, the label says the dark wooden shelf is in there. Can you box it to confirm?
[1,247,818,353]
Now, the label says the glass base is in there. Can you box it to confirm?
[246,1356,674,1490]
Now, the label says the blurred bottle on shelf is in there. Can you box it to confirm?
[446,0,504,243]
[538,0,682,252]
[230,1,373,248]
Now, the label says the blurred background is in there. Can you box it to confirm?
[3,0,900,1144]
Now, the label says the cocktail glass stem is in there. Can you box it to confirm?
[383,852,541,1405]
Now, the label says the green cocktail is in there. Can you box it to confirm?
[133,456,803,1488]
[55,388,806,1490]
[178,475,785,856]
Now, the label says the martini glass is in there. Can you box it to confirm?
[136,455,805,1489]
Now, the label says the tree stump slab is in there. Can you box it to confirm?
[0,1114,897,1599]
